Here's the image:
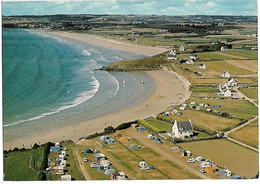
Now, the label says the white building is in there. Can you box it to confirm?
[190,54,198,60]
[221,70,231,78]
[186,59,195,65]
[198,63,207,70]
[227,77,237,87]
[221,46,229,51]
[172,120,193,139]
[167,50,177,60]
[218,82,232,97]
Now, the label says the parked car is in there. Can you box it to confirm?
[90,162,99,168]
[199,168,206,173]
[187,157,196,163]
[83,158,88,162]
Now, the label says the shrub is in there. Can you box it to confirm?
[137,119,164,133]
[115,121,137,130]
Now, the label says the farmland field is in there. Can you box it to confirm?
[229,119,258,148]
[205,61,254,75]
[224,60,257,73]
[160,109,241,131]
[196,52,236,60]
[238,87,258,99]
[224,50,258,60]
[185,98,258,120]
[177,139,259,178]
[4,147,44,181]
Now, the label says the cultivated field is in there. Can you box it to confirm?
[238,87,258,99]
[177,139,259,178]
[224,60,258,73]
[229,119,259,148]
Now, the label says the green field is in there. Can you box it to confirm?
[205,61,254,75]
[177,139,259,178]
[4,147,44,181]
[185,98,258,120]
[229,119,258,148]
[238,87,258,99]
[145,117,172,132]
[225,50,258,60]
[197,52,236,60]
[190,86,218,93]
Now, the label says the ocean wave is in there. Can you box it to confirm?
[82,49,91,56]
[52,36,66,43]
[99,55,109,62]
[89,48,102,54]
[4,76,100,128]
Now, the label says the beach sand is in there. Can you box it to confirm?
[3,32,190,150]
[48,31,166,56]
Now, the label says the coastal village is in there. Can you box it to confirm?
[3,14,258,181]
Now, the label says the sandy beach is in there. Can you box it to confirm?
[48,31,166,56]
[3,32,190,150]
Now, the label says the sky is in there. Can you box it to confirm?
[2,0,258,16]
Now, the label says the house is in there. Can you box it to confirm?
[221,70,231,78]
[172,120,193,139]
[186,59,195,65]
[198,63,207,70]
[227,77,237,87]
[190,54,198,60]
[111,172,127,180]
[221,46,229,51]
[167,49,177,60]
[218,81,232,97]
[182,150,192,156]
[61,175,71,181]
[179,45,185,51]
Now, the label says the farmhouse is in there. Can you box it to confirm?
[218,82,232,97]
[221,70,231,78]
[179,45,185,51]
[220,46,229,51]
[227,77,237,87]
[186,59,195,65]
[172,120,193,139]
[167,49,177,60]
[190,54,198,60]
[198,63,207,70]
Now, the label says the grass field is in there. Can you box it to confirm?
[4,147,43,181]
[205,61,254,75]
[191,91,219,98]
[224,50,258,60]
[238,87,258,99]
[188,77,254,85]
[185,98,258,120]
[177,139,259,178]
[197,52,236,60]
[145,117,172,132]
[229,119,258,148]
[190,86,218,93]
[160,109,241,132]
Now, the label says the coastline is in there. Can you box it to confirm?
[46,31,166,56]
[3,31,190,150]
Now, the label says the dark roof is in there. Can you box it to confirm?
[177,121,193,132]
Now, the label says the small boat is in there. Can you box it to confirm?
[122,80,126,84]
[67,90,70,94]
[140,78,144,84]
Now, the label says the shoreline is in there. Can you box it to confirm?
[45,30,166,56]
[3,31,190,150]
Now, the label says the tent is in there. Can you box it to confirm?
[129,145,140,150]
[119,137,130,142]
[84,148,94,154]
[94,153,105,161]
[218,170,227,178]
[138,127,145,132]
[50,146,60,152]
[100,136,110,141]
[154,138,162,143]
[231,175,241,179]
[104,168,115,175]
[113,132,123,139]
[205,166,215,173]
[97,165,105,171]
[104,139,114,144]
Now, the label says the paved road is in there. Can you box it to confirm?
[72,148,90,180]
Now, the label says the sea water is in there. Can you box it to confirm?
[3,29,156,142]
